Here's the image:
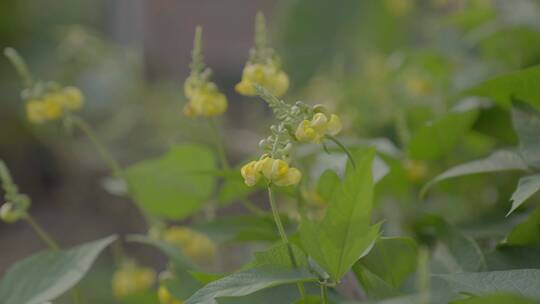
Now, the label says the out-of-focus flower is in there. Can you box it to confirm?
[384,0,415,17]
[404,159,429,182]
[240,160,261,187]
[25,86,85,124]
[183,83,227,118]
[158,285,184,304]
[0,202,26,223]
[235,62,289,97]
[162,226,216,263]
[112,262,156,299]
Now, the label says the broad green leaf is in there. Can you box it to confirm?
[317,169,340,202]
[353,237,418,298]
[422,150,528,196]
[462,65,540,109]
[435,269,540,300]
[512,102,540,169]
[505,208,540,247]
[219,285,315,304]
[407,110,478,160]
[246,242,308,269]
[300,149,380,281]
[194,215,284,243]
[126,234,196,269]
[453,293,540,304]
[414,215,486,272]
[164,270,203,300]
[185,266,318,304]
[0,235,116,304]
[125,144,216,219]
[486,246,540,271]
[508,175,540,215]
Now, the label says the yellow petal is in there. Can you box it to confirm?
[326,114,342,136]
[274,167,302,187]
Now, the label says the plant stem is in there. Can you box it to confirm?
[321,284,329,304]
[69,115,123,178]
[25,214,60,250]
[4,48,34,88]
[208,118,230,170]
[267,184,306,299]
[325,134,356,168]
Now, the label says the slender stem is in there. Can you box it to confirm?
[267,184,306,299]
[321,284,329,304]
[325,134,356,168]
[207,118,230,170]
[25,214,60,250]
[69,115,123,177]
[207,118,267,215]
[4,48,34,88]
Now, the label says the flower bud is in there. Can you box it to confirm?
[61,87,84,111]
[326,114,342,136]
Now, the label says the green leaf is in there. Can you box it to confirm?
[246,242,308,269]
[512,102,540,169]
[353,237,418,298]
[434,269,540,300]
[452,293,540,304]
[126,234,196,269]
[125,144,216,220]
[505,208,540,247]
[422,150,528,196]
[194,215,284,243]
[509,175,540,215]
[185,266,318,304]
[414,215,486,272]
[300,149,380,281]
[0,235,116,304]
[218,285,313,304]
[317,169,340,202]
[407,110,478,160]
[462,65,540,109]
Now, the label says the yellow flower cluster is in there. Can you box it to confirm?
[404,159,428,182]
[158,285,184,304]
[241,157,302,187]
[183,76,228,118]
[112,263,156,299]
[235,62,289,97]
[295,112,342,144]
[162,226,216,263]
[26,87,84,124]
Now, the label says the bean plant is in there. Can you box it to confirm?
[2,3,540,304]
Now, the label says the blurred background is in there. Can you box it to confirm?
[2,0,540,302]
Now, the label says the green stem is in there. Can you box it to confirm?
[208,118,267,216]
[208,118,230,170]
[25,214,60,250]
[69,115,123,178]
[267,184,306,300]
[4,48,34,88]
[321,284,329,304]
[325,134,356,168]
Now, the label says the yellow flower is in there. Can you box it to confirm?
[61,86,84,110]
[183,82,228,118]
[158,285,183,304]
[112,263,156,299]
[26,100,47,124]
[241,160,261,186]
[162,226,216,263]
[295,113,342,144]
[241,157,302,187]
[235,63,289,97]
